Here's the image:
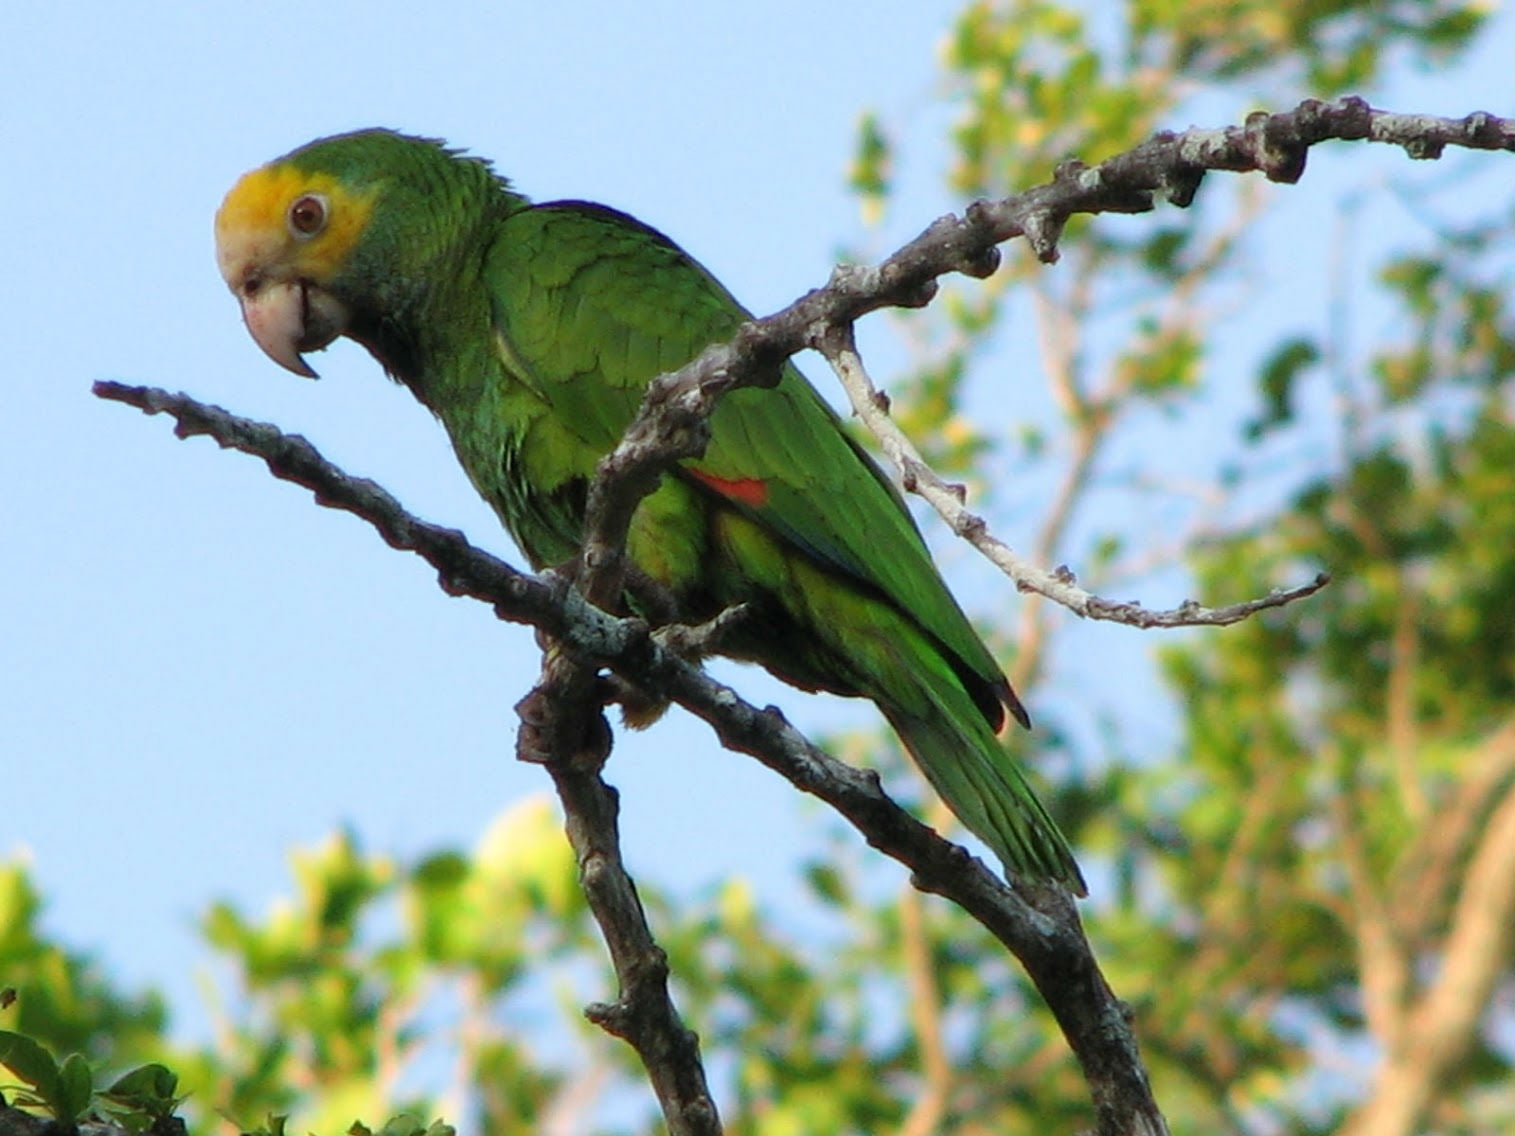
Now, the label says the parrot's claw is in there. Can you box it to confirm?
[653,602,752,661]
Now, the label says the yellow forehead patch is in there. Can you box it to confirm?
[215,163,377,284]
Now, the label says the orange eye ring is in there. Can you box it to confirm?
[287,193,328,239]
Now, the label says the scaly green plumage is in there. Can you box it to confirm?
[215,129,1085,893]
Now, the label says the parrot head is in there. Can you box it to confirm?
[215,129,509,377]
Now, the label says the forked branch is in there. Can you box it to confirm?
[98,99,1514,1136]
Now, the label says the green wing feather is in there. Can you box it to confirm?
[488,205,1005,700]
[477,201,1081,891]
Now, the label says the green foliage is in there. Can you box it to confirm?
[1144,316,1515,1127]
[0,864,166,1064]
[0,1029,75,1117]
[847,112,891,226]
[1376,239,1515,401]
[172,801,607,1135]
[842,1,1508,1132]
[0,1028,185,1133]
[100,1063,187,1131]
[1129,0,1481,91]
[1246,335,1320,439]
[348,1117,455,1136]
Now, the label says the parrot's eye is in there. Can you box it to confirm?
[287,194,328,239]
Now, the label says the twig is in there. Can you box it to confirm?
[818,324,1330,625]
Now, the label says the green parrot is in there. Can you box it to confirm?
[214,129,1084,894]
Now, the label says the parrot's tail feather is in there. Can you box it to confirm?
[886,707,1086,896]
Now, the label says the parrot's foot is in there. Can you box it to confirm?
[607,604,752,729]
[605,673,670,730]
[515,677,613,770]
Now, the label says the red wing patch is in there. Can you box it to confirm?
[687,468,769,507]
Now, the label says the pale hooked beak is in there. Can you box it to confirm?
[236,277,350,379]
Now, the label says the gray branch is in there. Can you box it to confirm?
[576,98,1508,632]
[94,99,1515,1136]
[94,381,1162,1135]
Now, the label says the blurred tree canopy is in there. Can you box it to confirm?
[5,2,1510,1134]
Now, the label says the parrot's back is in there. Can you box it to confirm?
[213,130,1083,893]
[465,202,1081,891]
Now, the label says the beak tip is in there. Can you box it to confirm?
[237,279,336,381]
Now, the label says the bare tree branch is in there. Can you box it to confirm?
[571,98,1509,634]
[1318,716,1515,1136]
[93,382,1164,1136]
[523,675,723,1136]
[1341,723,1515,1136]
[86,380,724,1136]
[818,323,1331,625]
[897,887,952,1136]
[94,99,1515,1136]
[1397,723,1515,945]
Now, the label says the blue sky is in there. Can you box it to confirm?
[1,0,976,1026]
[3,0,1510,1049]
